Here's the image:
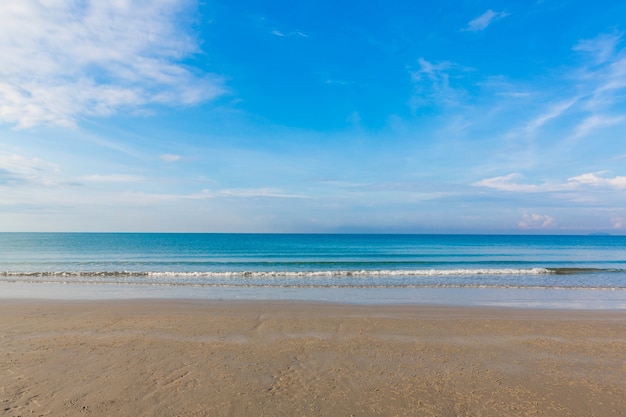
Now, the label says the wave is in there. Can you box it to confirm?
[546,267,626,275]
[0,268,555,278]
[3,267,625,278]
[1,278,624,291]
[2,267,625,291]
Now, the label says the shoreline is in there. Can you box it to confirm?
[1,280,625,309]
[2,299,625,416]
[2,296,626,313]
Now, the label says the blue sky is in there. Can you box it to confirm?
[1,0,626,233]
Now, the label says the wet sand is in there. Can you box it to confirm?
[1,300,625,416]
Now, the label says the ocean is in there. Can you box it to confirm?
[1,233,625,308]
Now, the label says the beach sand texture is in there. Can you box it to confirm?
[1,300,624,417]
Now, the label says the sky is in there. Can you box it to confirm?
[1,0,626,233]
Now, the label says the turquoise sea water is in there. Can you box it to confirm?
[1,233,625,308]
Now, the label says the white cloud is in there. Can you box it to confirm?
[593,57,626,97]
[567,173,626,189]
[409,58,464,107]
[0,0,224,128]
[414,58,452,77]
[0,150,149,190]
[84,187,310,205]
[518,212,555,229]
[474,172,626,192]
[515,33,626,140]
[271,29,308,38]
[473,173,542,192]
[573,32,620,64]
[572,114,625,139]
[160,154,181,163]
[463,10,508,32]
[0,152,60,186]
[525,98,578,134]
[568,33,626,136]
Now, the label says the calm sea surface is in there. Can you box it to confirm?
[1,233,625,308]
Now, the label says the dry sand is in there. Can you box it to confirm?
[1,300,624,417]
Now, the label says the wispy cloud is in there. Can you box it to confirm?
[0,151,145,188]
[0,149,309,209]
[463,9,508,32]
[515,32,626,141]
[160,154,182,163]
[100,187,310,204]
[569,33,626,135]
[474,172,626,192]
[409,58,465,108]
[473,173,543,192]
[573,32,621,64]
[0,0,224,128]
[272,29,308,38]
[0,152,60,186]
[525,98,579,134]
[571,114,625,139]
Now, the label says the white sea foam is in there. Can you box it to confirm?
[148,268,552,277]
[1,278,624,291]
[0,268,552,278]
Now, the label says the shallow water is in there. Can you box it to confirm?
[1,233,625,308]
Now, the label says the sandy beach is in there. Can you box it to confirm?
[1,300,624,417]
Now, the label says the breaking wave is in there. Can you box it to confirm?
[0,268,555,278]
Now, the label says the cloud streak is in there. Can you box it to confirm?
[474,172,626,192]
[463,10,508,32]
[491,31,626,159]
[0,152,60,186]
[525,98,578,134]
[409,58,465,108]
[572,114,625,139]
[271,29,308,38]
[0,0,224,128]
[160,154,182,163]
